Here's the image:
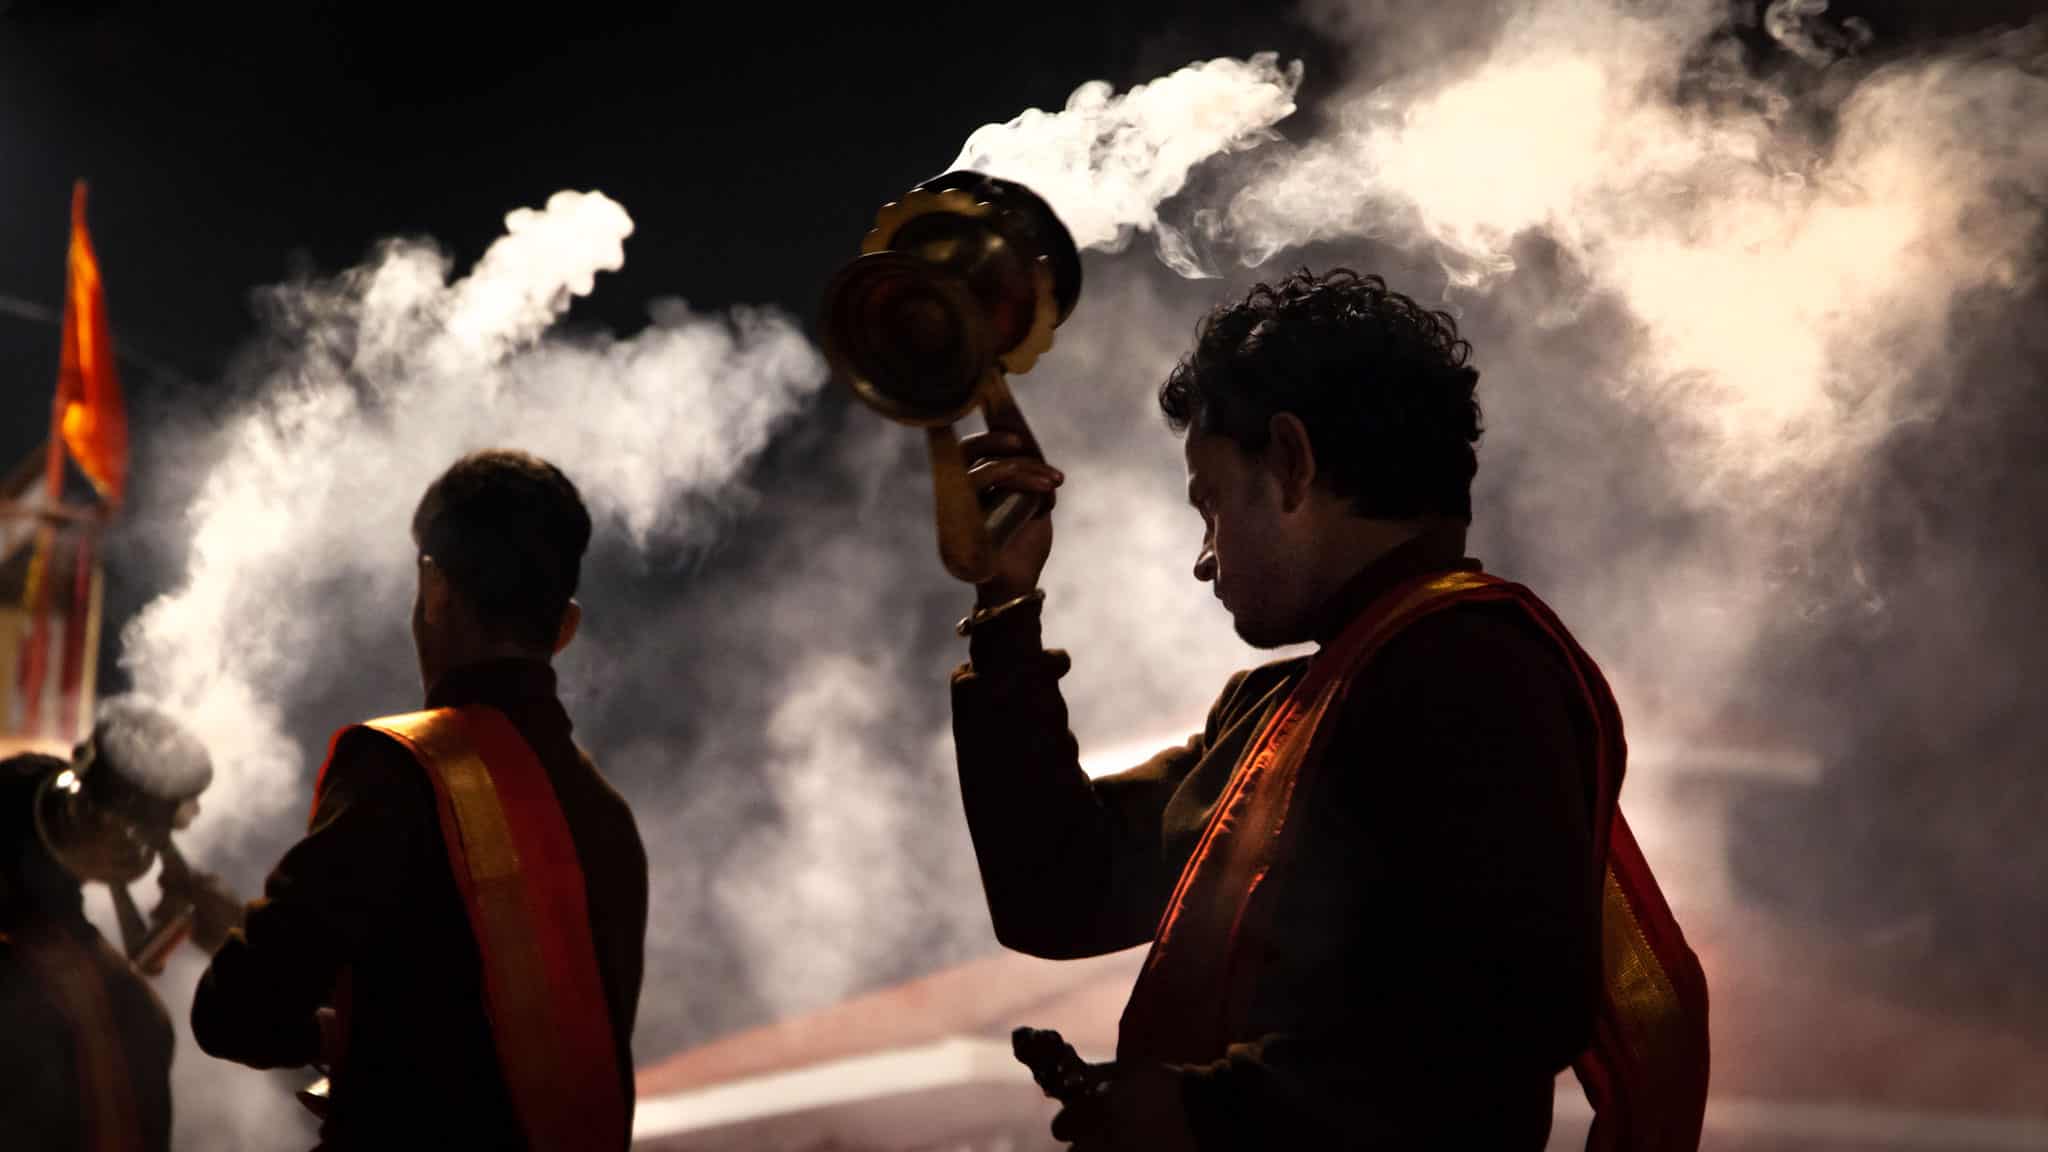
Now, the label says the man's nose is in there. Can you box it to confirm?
[1193,549,1217,583]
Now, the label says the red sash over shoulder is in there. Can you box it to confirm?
[312,706,626,1152]
[1117,571,1710,1150]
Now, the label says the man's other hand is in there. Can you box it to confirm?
[1054,1061,1197,1152]
[178,869,245,954]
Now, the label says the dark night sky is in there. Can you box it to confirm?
[0,0,2034,447]
[4,0,2030,401]
[0,0,1351,692]
[0,2,1335,391]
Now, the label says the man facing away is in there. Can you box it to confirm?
[952,270,1709,1150]
[192,449,648,1151]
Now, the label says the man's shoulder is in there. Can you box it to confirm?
[1210,654,1313,733]
[571,750,642,836]
[1350,592,1591,730]
[313,722,437,816]
[1238,652,1312,694]
[558,748,649,907]
[327,721,429,774]
[1380,591,1578,672]
[327,708,517,786]
[546,744,641,847]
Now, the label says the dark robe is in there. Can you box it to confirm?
[0,753,175,1152]
[950,530,1604,1149]
[191,659,649,1150]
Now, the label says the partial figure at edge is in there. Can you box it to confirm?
[2,697,240,1152]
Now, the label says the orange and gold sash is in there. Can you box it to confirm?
[1117,570,1710,1150]
[15,927,142,1152]
[312,706,626,1152]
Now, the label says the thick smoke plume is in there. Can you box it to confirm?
[952,53,1302,276]
[120,191,823,858]
[1209,1,2048,749]
[1225,0,2046,493]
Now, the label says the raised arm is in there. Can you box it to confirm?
[952,598,1241,958]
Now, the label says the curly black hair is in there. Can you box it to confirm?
[412,449,592,650]
[1159,269,1482,521]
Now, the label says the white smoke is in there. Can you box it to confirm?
[119,190,825,857]
[603,67,1334,1029]
[1222,0,2048,499]
[603,451,973,1039]
[1763,0,1874,66]
[951,53,1303,276]
[683,269,1254,1023]
[1174,0,2048,743]
[711,649,956,1015]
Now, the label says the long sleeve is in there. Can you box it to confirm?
[190,730,429,1069]
[950,600,1233,959]
[1175,605,1603,1149]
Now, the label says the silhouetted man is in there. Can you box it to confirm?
[192,449,648,1151]
[953,270,1709,1150]
[1,699,234,1152]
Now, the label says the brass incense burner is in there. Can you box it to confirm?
[821,171,1081,584]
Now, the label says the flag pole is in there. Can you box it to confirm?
[17,181,91,738]
[17,426,65,737]
[56,525,96,740]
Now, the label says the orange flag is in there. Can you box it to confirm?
[58,181,127,509]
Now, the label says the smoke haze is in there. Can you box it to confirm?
[95,1,2048,1145]
[120,191,823,859]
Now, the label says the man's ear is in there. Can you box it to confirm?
[554,600,582,655]
[420,559,455,627]
[1267,412,1319,513]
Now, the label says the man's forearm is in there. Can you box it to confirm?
[951,602,1160,958]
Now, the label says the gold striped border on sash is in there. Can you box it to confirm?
[366,711,573,1150]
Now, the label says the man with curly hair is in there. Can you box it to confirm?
[952,270,1707,1150]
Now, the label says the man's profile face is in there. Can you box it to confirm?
[1184,430,1314,649]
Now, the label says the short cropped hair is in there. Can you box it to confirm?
[411,450,592,649]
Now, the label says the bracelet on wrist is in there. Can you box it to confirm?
[956,588,1046,637]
